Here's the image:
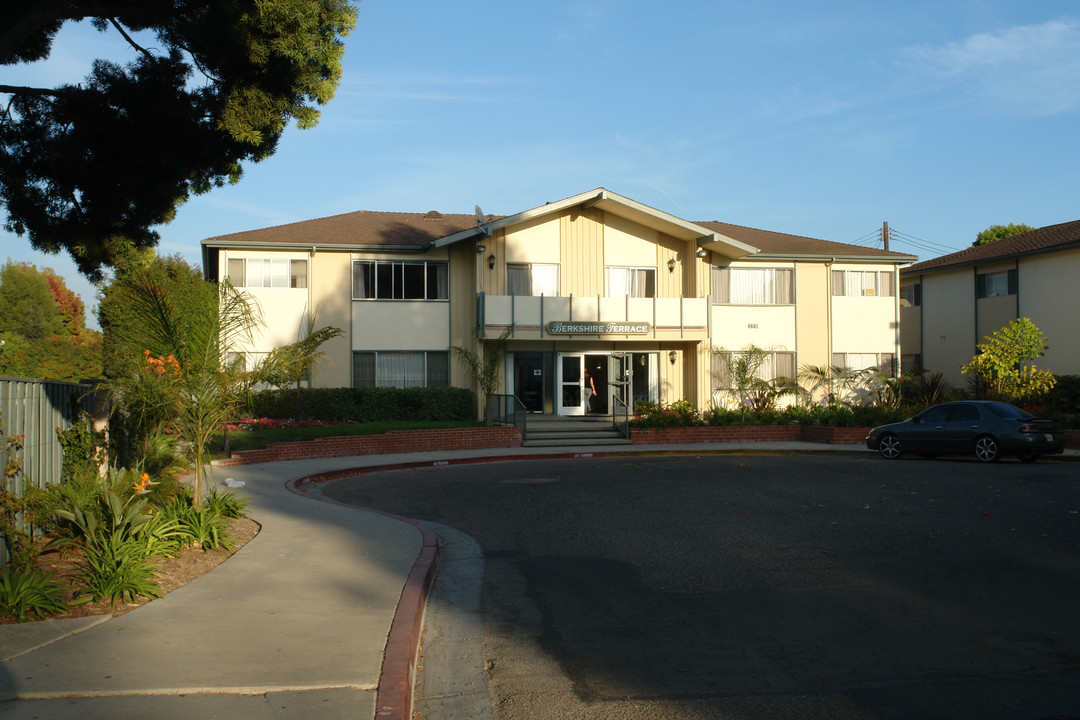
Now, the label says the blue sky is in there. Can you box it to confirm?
[5,1,1080,329]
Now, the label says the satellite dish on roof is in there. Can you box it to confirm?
[475,205,486,225]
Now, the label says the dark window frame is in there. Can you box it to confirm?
[352,260,449,301]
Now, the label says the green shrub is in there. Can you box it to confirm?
[0,566,67,621]
[631,400,703,427]
[71,532,161,606]
[155,496,233,552]
[204,488,248,519]
[247,386,475,423]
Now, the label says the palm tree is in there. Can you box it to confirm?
[797,363,863,408]
[713,345,770,424]
[118,273,259,504]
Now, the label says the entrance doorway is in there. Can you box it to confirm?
[514,352,546,412]
[529,351,659,417]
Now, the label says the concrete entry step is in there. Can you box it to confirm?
[525,436,633,447]
[522,415,631,447]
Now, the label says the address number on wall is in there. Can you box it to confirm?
[747,323,759,329]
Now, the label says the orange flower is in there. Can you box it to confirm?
[132,472,159,495]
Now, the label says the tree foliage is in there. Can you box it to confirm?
[0,1,357,281]
[973,223,1035,247]
[0,262,67,340]
[453,328,512,422]
[0,261,102,380]
[106,263,259,503]
[97,251,214,381]
[960,317,1056,401]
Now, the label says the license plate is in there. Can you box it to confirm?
[1045,433,1054,442]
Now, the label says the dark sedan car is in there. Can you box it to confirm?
[866,401,1065,462]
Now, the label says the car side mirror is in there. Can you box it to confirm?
[911,417,922,424]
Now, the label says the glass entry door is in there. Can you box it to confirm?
[609,352,631,413]
[557,354,584,416]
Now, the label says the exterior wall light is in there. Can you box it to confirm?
[667,258,677,272]
[696,247,708,258]
[476,243,486,254]
[668,350,677,364]
[488,254,496,269]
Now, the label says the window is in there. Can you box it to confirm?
[831,270,895,297]
[711,267,794,304]
[225,258,307,288]
[351,351,450,388]
[899,283,921,307]
[290,260,308,289]
[976,269,1017,298]
[832,352,896,375]
[352,261,448,300]
[711,351,796,390]
[919,405,951,423]
[506,263,560,296]
[606,267,656,298]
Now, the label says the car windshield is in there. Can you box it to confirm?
[983,402,1034,419]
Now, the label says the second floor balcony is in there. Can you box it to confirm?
[478,293,708,341]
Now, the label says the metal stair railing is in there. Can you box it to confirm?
[486,394,528,444]
[612,395,630,440]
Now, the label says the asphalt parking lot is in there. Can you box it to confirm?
[322,453,1080,720]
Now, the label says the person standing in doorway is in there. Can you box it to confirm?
[584,368,597,413]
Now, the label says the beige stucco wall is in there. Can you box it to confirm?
[1018,248,1080,374]
[795,263,830,371]
[829,263,900,357]
[710,306,797,351]
[900,305,921,357]
[921,267,976,384]
[449,242,479,389]
[310,250,351,388]
[219,248,311,355]
[976,295,1018,344]
[831,296,897,352]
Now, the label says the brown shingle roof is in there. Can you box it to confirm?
[203,210,478,248]
[202,205,914,261]
[902,219,1080,274]
[696,221,912,259]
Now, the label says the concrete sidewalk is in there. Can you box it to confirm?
[0,440,1073,719]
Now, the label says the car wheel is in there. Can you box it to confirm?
[1017,452,1039,463]
[974,435,1000,463]
[878,433,902,459]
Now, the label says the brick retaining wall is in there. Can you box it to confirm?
[631,425,869,445]
[212,423,1079,467]
[214,426,522,467]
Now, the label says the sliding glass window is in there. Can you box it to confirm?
[352,260,448,300]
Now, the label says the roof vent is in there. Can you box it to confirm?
[423,210,442,220]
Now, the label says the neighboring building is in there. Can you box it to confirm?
[900,219,1080,385]
[201,188,914,415]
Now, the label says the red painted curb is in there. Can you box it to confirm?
[285,471,440,720]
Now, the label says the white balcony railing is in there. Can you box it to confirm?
[479,294,708,338]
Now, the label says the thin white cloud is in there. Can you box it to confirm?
[902,18,1080,116]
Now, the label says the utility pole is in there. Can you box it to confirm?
[882,221,890,251]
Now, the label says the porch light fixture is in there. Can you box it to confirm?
[476,243,486,254]
[696,247,708,258]
[667,258,677,272]
[668,350,677,364]
[488,254,496,269]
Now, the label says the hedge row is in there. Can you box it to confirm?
[247,386,476,423]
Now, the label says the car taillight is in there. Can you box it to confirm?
[1019,424,1039,433]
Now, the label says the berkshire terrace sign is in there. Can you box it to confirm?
[547,321,651,334]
